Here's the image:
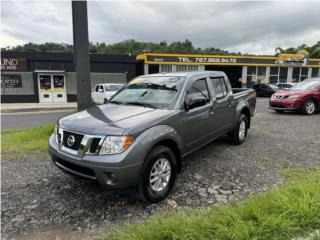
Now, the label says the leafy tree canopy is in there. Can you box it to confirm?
[2,39,320,58]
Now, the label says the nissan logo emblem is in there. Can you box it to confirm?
[67,135,75,147]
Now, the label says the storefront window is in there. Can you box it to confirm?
[176,65,199,72]
[279,67,288,83]
[311,68,320,78]
[301,68,308,81]
[292,67,300,82]
[247,66,257,86]
[257,67,266,83]
[269,67,279,84]
[159,65,173,73]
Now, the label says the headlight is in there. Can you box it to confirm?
[99,136,135,155]
[287,95,300,99]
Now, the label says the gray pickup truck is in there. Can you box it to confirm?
[49,71,256,203]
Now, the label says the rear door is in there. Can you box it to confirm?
[209,76,235,133]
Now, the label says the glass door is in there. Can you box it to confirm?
[38,74,53,103]
[52,75,67,102]
[38,74,67,103]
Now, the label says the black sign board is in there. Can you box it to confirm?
[1,58,27,71]
[1,74,22,88]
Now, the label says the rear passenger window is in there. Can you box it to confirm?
[211,77,228,99]
[186,78,210,102]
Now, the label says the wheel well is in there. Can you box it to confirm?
[154,139,182,173]
[241,107,251,128]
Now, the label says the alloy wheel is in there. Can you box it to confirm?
[149,158,171,192]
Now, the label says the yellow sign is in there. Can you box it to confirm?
[276,50,310,65]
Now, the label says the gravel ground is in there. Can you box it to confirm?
[2,98,320,240]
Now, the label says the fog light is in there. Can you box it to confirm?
[105,172,117,185]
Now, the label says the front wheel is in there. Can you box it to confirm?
[137,145,177,203]
[103,98,108,104]
[302,99,316,115]
[227,114,248,145]
[275,109,284,113]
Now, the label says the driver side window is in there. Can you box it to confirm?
[186,78,210,106]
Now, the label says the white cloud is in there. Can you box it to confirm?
[1,1,320,55]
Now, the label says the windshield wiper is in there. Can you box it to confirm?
[126,102,156,109]
[109,100,124,105]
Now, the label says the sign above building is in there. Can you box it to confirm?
[1,74,22,88]
[275,50,310,66]
[1,58,27,71]
[137,53,320,67]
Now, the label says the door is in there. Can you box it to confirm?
[209,76,235,133]
[178,77,215,153]
[38,74,67,103]
[52,75,67,102]
[38,74,53,103]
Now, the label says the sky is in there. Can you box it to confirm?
[1,1,320,55]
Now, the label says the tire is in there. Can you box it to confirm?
[227,114,249,145]
[275,109,284,113]
[302,99,316,115]
[103,98,108,104]
[137,145,177,203]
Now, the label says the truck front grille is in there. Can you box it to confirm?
[89,138,102,154]
[62,130,84,151]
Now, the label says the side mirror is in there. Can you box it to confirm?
[186,96,207,110]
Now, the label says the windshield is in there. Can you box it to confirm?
[270,84,279,90]
[291,81,320,90]
[107,84,123,91]
[109,76,185,109]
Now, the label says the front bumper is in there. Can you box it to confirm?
[269,98,301,111]
[49,135,143,189]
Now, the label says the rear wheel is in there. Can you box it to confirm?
[137,145,177,203]
[228,114,248,145]
[302,99,316,115]
[103,98,108,104]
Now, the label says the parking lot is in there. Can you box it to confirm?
[1,98,320,239]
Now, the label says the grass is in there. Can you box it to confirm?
[1,124,54,160]
[105,169,320,240]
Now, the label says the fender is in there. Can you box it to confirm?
[138,124,182,153]
[235,99,251,127]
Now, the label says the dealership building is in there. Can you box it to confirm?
[1,51,320,103]
[137,52,320,87]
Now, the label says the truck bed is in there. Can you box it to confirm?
[232,88,256,116]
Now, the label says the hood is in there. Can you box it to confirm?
[59,103,174,136]
[274,89,312,97]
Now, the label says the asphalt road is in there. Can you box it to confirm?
[1,98,270,131]
[1,110,74,130]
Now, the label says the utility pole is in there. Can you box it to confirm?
[72,0,91,111]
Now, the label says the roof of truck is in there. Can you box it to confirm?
[141,71,226,78]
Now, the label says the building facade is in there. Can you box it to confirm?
[2,51,320,103]
[1,52,142,103]
[137,52,320,87]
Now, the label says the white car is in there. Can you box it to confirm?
[92,83,124,104]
